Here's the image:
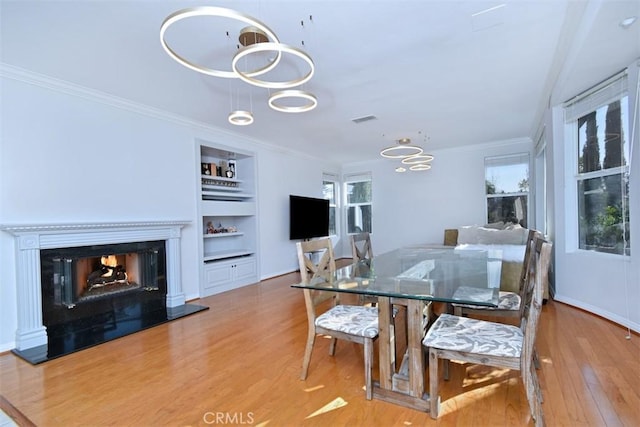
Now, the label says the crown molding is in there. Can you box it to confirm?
[0,63,327,163]
[0,63,204,128]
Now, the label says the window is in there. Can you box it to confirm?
[534,131,548,236]
[485,154,529,227]
[344,173,372,234]
[565,72,630,255]
[322,174,338,236]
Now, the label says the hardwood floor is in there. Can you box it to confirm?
[1,271,638,426]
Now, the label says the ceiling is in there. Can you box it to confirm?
[1,1,639,164]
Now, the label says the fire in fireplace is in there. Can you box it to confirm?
[87,254,129,288]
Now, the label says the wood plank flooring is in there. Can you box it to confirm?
[1,271,638,426]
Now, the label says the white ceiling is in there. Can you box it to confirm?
[1,1,639,163]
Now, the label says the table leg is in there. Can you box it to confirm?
[407,299,425,398]
[372,297,430,412]
[377,296,394,389]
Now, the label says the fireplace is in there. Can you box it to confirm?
[41,240,166,309]
[1,221,208,364]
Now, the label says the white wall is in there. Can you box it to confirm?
[341,139,533,256]
[0,72,339,351]
[255,148,339,278]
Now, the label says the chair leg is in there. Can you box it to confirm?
[429,348,440,418]
[328,337,338,356]
[524,366,545,426]
[444,359,450,381]
[531,362,544,404]
[300,330,316,380]
[364,338,373,400]
[533,346,541,370]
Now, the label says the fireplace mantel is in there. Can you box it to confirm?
[1,220,190,351]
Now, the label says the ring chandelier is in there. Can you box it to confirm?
[160,7,317,124]
[232,42,315,89]
[160,7,282,79]
[380,137,434,172]
[268,90,318,113]
[228,110,254,126]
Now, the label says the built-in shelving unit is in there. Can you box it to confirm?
[197,141,259,297]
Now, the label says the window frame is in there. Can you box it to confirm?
[534,130,548,237]
[322,173,339,237]
[484,153,530,228]
[343,172,372,235]
[563,70,631,256]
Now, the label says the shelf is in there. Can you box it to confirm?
[201,200,255,216]
[204,232,245,238]
[202,191,254,201]
[204,249,254,262]
[202,184,243,192]
[199,142,258,297]
[201,175,243,184]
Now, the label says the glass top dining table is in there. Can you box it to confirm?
[291,244,503,412]
[292,245,501,307]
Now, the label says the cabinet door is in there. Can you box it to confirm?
[233,257,257,284]
[203,261,234,292]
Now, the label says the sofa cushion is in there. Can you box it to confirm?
[457,225,528,245]
[484,221,505,229]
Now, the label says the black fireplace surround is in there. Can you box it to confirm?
[13,240,207,364]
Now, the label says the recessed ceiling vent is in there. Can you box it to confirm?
[351,115,378,124]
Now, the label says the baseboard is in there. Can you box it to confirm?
[552,294,640,333]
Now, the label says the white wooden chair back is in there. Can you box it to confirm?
[296,238,339,318]
[350,232,373,262]
[520,238,552,375]
[517,229,542,318]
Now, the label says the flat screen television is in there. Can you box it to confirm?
[289,195,330,240]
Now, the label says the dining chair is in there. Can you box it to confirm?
[451,229,541,318]
[449,229,543,373]
[350,232,378,307]
[423,238,552,425]
[351,232,373,263]
[296,238,379,400]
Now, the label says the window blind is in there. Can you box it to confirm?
[484,153,529,168]
[343,172,371,183]
[322,172,338,182]
[564,70,628,123]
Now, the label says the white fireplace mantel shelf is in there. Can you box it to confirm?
[1,220,191,351]
[1,220,191,246]
[1,220,191,233]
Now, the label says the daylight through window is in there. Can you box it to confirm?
[485,154,529,228]
[344,173,372,234]
[322,174,338,236]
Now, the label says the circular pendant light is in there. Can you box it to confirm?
[410,164,432,171]
[268,90,317,113]
[232,42,315,89]
[380,138,423,159]
[401,154,435,164]
[160,6,281,78]
[228,110,254,126]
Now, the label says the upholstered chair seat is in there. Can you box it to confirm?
[423,313,522,358]
[316,305,379,338]
[452,287,521,311]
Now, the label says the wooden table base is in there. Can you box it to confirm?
[375,297,433,412]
